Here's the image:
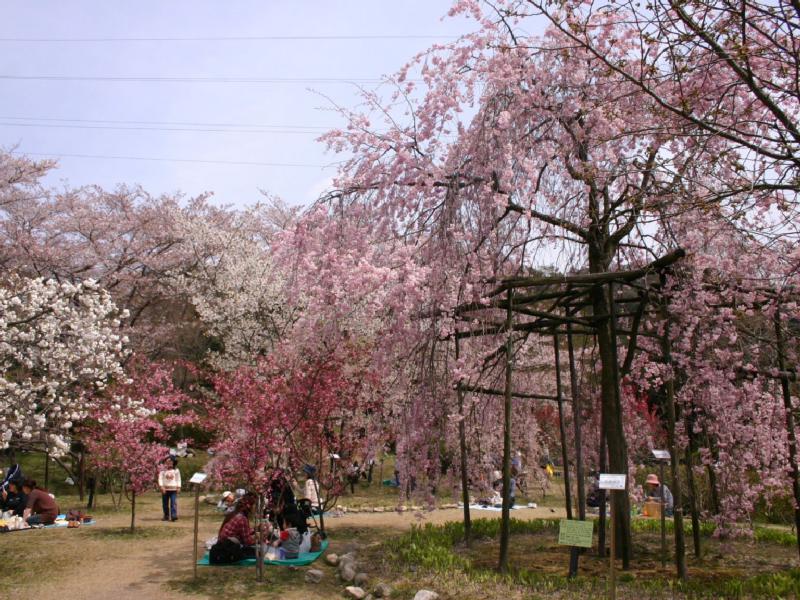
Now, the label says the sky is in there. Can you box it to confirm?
[0,2,482,208]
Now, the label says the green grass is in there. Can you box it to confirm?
[388,518,800,599]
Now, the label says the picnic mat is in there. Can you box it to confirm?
[2,517,96,532]
[466,503,522,512]
[198,540,329,567]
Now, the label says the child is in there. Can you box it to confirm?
[272,512,302,559]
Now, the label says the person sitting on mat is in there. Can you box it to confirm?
[21,479,58,525]
[272,511,302,559]
[1,478,27,516]
[644,473,674,517]
[215,493,262,559]
[217,490,237,514]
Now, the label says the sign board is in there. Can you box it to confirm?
[651,449,670,460]
[189,472,207,485]
[599,473,626,490]
[558,519,594,548]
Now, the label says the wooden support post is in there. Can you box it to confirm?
[660,311,687,580]
[192,484,200,580]
[609,490,616,600]
[553,335,573,521]
[567,324,586,521]
[598,422,608,558]
[256,494,264,582]
[684,413,702,558]
[775,307,800,561]
[607,282,631,569]
[566,323,585,577]
[660,461,667,568]
[455,336,472,547]
[498,288,514,573]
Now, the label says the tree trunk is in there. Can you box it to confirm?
[44,450,50,490]
[78,449,85,502]
[455,336,473,547]
[130,491,136,532]
[592,280,631,568]
[498,289,514,573]
[702,426,722,516]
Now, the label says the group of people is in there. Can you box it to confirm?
[0,462,59,526]
[209,467,323,564]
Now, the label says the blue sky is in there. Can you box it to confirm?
[0,2,482,207]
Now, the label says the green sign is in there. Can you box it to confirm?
[558,519,594,548]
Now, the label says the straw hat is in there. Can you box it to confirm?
[645,473,660,486]
[221,490,234,500]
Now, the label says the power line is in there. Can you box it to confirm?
[10,150,334,169]
[0,74,410,84]
[0,121,327,135]
[0,34,458,43]
[0,115,332,130]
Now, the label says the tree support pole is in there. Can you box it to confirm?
[554,334,578,577]
[455,336,472,546]
[775,307,800,561]
[598,413,608,559]
[684,417,702,558]
[609,490,616,600]
[660,315,687,580]
[567,324,587,520]
[498,288,513,573]
[553,336,573,520]
[660,460,666,568]
[606,282,631,568]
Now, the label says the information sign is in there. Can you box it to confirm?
[599,473,626,490]
[651,449,670,460]
[558,519,594,548]
[189,472,207,484]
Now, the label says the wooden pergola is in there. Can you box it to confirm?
[449,249,686,575]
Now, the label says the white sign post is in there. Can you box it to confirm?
[599,474,626,600]
[190,472,207,579]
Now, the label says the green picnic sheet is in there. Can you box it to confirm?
[198,540,328,567]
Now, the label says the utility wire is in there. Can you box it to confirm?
[0,121,327,135]
[10,150,334,169]
[0,115,332,130]
[0,34,458,43]
[0,74,412,84]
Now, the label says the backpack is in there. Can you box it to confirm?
[209,538,245,564]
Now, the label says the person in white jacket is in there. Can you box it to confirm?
[158,457,181,521]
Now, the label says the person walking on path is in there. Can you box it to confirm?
[158,456,181,521]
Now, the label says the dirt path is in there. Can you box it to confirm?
[20,501,565,600]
